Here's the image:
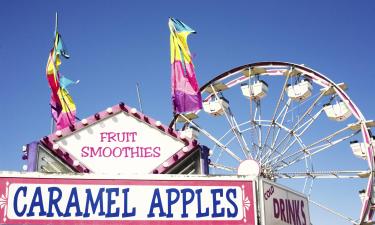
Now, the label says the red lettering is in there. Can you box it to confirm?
[153,147,161,157]
[107,132,117,142]
[144,147,152,157]
[122,147,131,157]
[112,147,122,157]
[117,132,126,142]
[273,198,280,218]
[130,147,139,158]
[285,199,294,224]
[102,147,112,157]
[82,145,161,158]
[280,199,286,222]
[81,146,89,157]
[301,201,306,225]
[100,132,108,142]
[90,147,102,157]
[294,200,301,225]
[128,132,137,142]
[264,186,274,200]
[273,198,307,225]
[100,131,138,142]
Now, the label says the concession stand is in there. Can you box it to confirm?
[0,102,310,225]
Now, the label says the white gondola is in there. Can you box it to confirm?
[241,80,268,100]
[203,97,229,116]
[350,137,375,160]
[323,101,352,121]
[180,127,199,139]
[286,79,313,101]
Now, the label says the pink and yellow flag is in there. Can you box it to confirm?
[46,32,76,130]
[169,18,202,114]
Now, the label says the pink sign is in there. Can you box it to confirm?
[0,173,256,225]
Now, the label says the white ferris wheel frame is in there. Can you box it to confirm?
[171,61,375,224]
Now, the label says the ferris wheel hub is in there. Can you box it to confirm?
[237,159,260,177]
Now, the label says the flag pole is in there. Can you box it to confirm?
[136,82,144,113]
[50,12,58,133]
[54,12,58,36]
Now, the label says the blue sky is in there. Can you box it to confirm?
[0,1,375,224]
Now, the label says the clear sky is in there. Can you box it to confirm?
[0,1,375,225]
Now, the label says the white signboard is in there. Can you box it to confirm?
[55,111,186,173]
[260,179,310,225]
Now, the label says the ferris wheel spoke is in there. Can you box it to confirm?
[215,135,240,164]
[269,109,322,164]
[209,84,251,159]
[264,108,324,165]
[274,170,370,179]
[249,108,260,157]
[261,73,290,159]
[303,176,314,196]
[272,130,359,170]
[260,98,292,162]
[295,109,324,134]
[274,124,353,164]
[263,133,295,165]
[290,89,327,131]
[253,100,264,159]
[247,74,257,157]
[309,199,358,224]
[261,122,293,164]
[235,120,261,158]
[244,73,261,158]
[264,90,325,159]
[272,133,355,170]
[179,114,242,162]
[209,162,237,172]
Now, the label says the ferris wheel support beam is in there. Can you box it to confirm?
[275,170,371,179]
[209,162,237,172]
[262,86,326,163]
[309,199,358,224]
[259,99,292,162]
[262,89,325,163]
[179,114,242,163]
[273,131,358,171]
[260,72,291,160]
[250,104,259,153]
[210,84,251,159]
[213,130,247,166]
[256,100,263,159]
[272,124,353,167]
[295,109,324,134]
[247,73,258,157]
[266,109,324,165]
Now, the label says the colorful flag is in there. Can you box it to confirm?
[56,88,76,129]
[59,75,78,89]
[46,31,76,130]
[54,33,70,59]
[169,17,202,114]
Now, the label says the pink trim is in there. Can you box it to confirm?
[40,102,199,174]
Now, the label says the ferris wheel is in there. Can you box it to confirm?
[171,62,375,224]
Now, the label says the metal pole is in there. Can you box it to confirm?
[136,82,144,113]
[54,12,58,36]
[50,12,58,133]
